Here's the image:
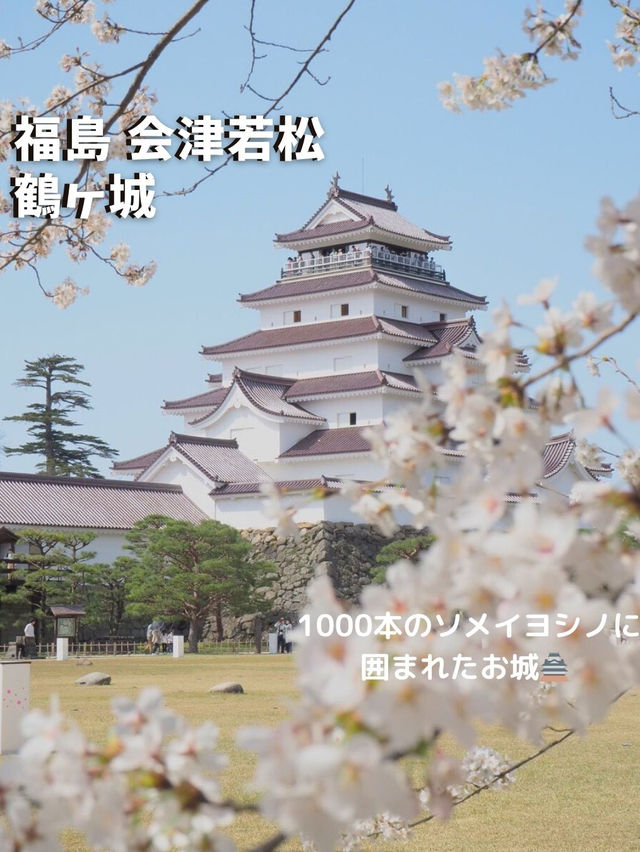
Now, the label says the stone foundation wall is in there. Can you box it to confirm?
[208,521,421,640]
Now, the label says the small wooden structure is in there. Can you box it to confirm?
[49,605,86,642]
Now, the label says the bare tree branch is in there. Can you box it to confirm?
[609,86,640,119]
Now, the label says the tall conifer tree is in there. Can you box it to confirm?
[3,355,118,478]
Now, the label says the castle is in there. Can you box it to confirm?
[109,176,606,528]
[0,176,611,618]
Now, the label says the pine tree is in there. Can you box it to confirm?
[123,516,274,653]
[3,354,118,478]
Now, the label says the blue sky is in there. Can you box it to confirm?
[1,1,638,473]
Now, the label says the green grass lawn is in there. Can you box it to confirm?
[22,655,640,851]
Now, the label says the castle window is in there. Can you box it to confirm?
[333,356,352,372]
[394,303,409,319]
[293,310,302,323]
[283,310,302,324]
[337,412,357,427]
[439,312,447,322]
[331,303,350,318]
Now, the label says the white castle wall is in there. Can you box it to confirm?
[6,527,127,565]
[255,291,468,331]
[140,457,216,516]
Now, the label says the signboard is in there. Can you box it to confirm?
[56,617,76,638]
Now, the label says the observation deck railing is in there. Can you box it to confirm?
[280,246,446,282]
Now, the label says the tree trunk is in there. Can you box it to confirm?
[254,615,262,654]
[215,600,223,642]
[45,372,55,475]
[188,617,200,653]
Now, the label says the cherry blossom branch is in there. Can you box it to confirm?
[522,309,640,389]
[593,354,640,394]
[1,0,92,55]
[101,0,212,137]
[408,729,575,831]
[526,0,583,60]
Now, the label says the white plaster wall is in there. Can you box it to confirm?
[257,292,375,329]
[255,291,469,330]
[197,404,314,464]
[218,339,385,382]
[372,293,467,324]
[211,493,328,529]
[264,455,379,482]
[298,395,383,428]
[377,340,421,373]
[202,407,280,462]
[6,527,128,564]
[140,457,216,517]
[211,492,365,529]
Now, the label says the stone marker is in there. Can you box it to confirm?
[75,671,111,686]
[172,635,184,658]
[0,661,30,754]
[208,682,244,694]
[56,637,69,661]
[75,658,93,666]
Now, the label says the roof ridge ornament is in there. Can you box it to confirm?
[384,184,394,204]
[327,171,340,199]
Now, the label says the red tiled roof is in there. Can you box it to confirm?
[112,446,166,472]
[233,369,324,421]
[541,433,611,480]
[168,433,270,484]
[163,385,229,412]
[276,218,373,243]
[214,476,344,496]
[239,268,486,306]
[240,268,375,303]
[286,369,418,399]
[202,315,438,357]
[0,471,205,530]
[114,433,270,485]
[275,187,451,249]
[168,370,419,431]
[542,433,575,479]
[375,273,486,305]
[404,318,478,362]
[280,426,371,458]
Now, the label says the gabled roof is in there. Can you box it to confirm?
[161,433,270,484]
[114,433,270,485]
[238,268,486,307]
[232,369,324,422]
[0,471,205,530]
[280,426,371,458]
[275,186,452,252]
[202,315,438,358]
[164,370,419,427]
[542,433,575,479]
[404,317,479,362]
[163,385,229,414]
[112,446,166,474]
[542,432,612,480]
